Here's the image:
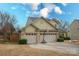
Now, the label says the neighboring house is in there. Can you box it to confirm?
[70,19,79,41]
[2,22,15,33]
[21,17,60,44]
[0,22,19,42]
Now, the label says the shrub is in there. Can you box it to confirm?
[41,41,46,43]
[59,35,64,38]
[64,37,71,40]
[19,39,27,44]
[57,38,64,42]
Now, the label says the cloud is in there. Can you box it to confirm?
[40,4,56,18]
[44,3,56,10]
[40,3,63,18]
[31,3,40,10]
[40,8,49,18]
[30,3,63,18]
[54,6,62,14]
[31,3,40,17]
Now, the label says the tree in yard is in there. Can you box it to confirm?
[0,11,16,29]
[58,19,69,31]
[58,19,70,37]
[0,11,17,41]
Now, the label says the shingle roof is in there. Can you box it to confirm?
[26,16,60,25]
[24,17,59,31]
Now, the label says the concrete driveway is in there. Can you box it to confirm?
[29,42,79,55]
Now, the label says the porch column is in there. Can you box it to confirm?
[36,32,40,43]
[56,32,59,41]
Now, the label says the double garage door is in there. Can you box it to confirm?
[25,33,57,44]
[39,33,57,43]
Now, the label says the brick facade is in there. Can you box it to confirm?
[0,23,20,42]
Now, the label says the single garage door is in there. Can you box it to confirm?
[26,33,37,44]
[44,33,57,42]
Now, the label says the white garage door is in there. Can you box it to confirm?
[44,34,56,42]
[26,33,36,44]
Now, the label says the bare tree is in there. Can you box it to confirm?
[0,11,16,29]
[59,19,69,31]
[58,19,69,37]
[0,11,17,42]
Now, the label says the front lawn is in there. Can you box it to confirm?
[0,44,77,56]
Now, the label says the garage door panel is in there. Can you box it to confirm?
[44,35,56,42]
[26,35,36,44]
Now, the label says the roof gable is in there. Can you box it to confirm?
[31,17,58,31]
[23,24,37,33]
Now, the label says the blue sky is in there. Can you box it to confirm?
[0,3,79,28]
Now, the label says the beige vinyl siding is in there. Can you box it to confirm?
[49,21,58,27]
[33,19,56,30]
[24,25,36,33]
